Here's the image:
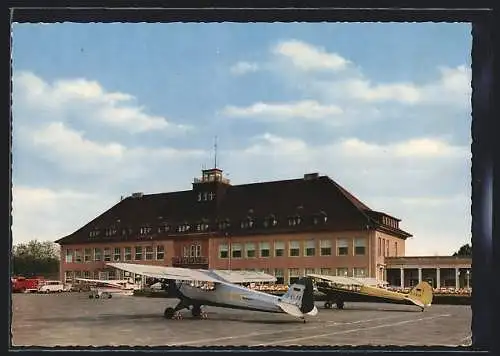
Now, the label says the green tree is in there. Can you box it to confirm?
[12,240,60,277]
[453,243,472,257]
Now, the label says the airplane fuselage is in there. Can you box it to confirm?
[317,284,420,307]
[176,281,284,313]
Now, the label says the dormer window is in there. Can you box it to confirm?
[140,227,152,236]
[288,216,302,226]
[195,223,209,232]
[314,211,328,224]
[177,224,191,233]
[89,229,100,238]
[105,227,117,237]
[263,215,278,228]
[218,219,230,230]
[241,217,255,229]
[158,223,170,233]
[195,219,210,232]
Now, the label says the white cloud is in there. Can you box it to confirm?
[32,122,126,161]
[230,61,259,75]
[241,133,468,161]
[308,65,471,107]
[399,194,468,207]
[13,71,191,134]
[244,133,307,155]
[340,79,421,104]
[419,65,472,105]
[221,100,343,122]
[338,137,469,159]
[272,40,350,72]
[222,39,470,132]
[17,121,205,174]
[11,186,114,244]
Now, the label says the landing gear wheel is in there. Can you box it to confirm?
[336,301,344,310]
[324,301,332,309]
[107,294,112,299]
[303,319,306,323]
[88,294,94,299]
[95,294,100,299]
[191,305,202,318]
[164,307,176,319]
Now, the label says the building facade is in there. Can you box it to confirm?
[56,168,412,285]
[385,256,472,289]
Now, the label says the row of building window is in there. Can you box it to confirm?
[218,238,367,259]
[65,245,165,263]
[220,267,366,284]
[378,237,398,257]
[63,267,367,285]
[87,213,330,238]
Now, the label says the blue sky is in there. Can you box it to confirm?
[11,22,472,256]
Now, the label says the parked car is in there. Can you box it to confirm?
[38,280,65,293]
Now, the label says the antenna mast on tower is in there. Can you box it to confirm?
[214,135,218,169]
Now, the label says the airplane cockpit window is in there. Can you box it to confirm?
[185,280,216,291]
[200,281,216,291]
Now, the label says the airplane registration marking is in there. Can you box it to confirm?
[256,313,452,346]
[168,314,409,346]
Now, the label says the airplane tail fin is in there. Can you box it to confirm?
[280,277,317,316]
[407,281,434,308]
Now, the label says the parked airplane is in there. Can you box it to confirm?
[74,278,141,298]
[308,274,433,312]
[107,262,318,322]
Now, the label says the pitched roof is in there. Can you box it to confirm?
[55,173,412,245]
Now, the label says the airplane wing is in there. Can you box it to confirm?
[107,262,221,282]
[353,277,388,286]
[307,274,365,286]
[75,278,125,288]
[211,270,277,284]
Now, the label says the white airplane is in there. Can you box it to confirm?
[107,262,319,323]
[74,277,141,299]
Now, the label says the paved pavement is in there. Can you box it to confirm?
[11,293,472,347]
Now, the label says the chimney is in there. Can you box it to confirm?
[303,173,319,180]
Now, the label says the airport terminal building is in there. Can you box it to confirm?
[56,168,412,285]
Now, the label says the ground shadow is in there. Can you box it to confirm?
[26,312,304,324]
